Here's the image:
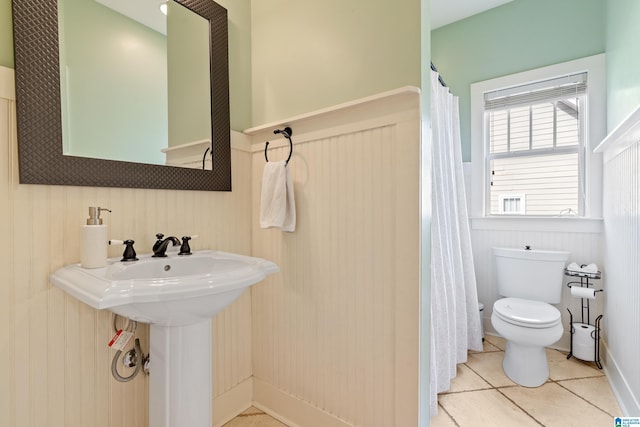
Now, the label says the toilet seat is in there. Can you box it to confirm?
[493,297,560,329]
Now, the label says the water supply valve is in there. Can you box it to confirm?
[122,348,138,368]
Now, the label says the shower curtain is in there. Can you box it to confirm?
[429,70,483,414]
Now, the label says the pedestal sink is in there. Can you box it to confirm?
[51,250,278,427]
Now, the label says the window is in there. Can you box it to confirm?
[485,73,586,216]
[499,194,525,215]
[470,55,605,221]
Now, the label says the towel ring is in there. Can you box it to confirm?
[265,127,293,165]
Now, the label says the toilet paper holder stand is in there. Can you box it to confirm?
[564,269,603,368]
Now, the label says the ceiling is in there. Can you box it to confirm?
[97,0,513,37]
[431,0,513,29]
[96,0,166,34]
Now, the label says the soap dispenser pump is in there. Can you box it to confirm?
[81,207,111,268]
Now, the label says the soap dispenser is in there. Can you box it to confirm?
[81,207,111,268]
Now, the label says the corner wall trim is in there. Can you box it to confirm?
[594,105,640,162]
[212,377,254,427]
[253,378,352,427]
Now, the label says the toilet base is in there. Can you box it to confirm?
[503,341,549,387]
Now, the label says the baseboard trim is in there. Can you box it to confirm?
[253,378,352,427]
[213,377,254,427]
[602,342,640,416]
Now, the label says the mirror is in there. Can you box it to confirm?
[58,0,212,166]
[12,0,231,191]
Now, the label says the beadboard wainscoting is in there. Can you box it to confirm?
[2,65,423,427]
[0,66,254,427]
[594,106,640,416]
[246,87,422,427]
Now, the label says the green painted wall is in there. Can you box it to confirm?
[6,0,421,130]
[606,0,640,130]
[216,0,252,130]
[431,0,605,161]
[250,0,421,126]
[167,1,211,147]
[0,0,12,68]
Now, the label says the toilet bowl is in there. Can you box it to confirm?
[491,297,563,387]
[490,247,569,388]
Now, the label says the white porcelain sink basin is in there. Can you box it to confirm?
[51,250,279,326]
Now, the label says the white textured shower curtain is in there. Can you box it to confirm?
[430,70,483,414]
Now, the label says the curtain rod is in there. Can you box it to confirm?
[430,62,448,88]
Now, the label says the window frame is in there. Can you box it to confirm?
[470,54,605,223]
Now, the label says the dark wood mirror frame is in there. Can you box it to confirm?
[12,0,231,191]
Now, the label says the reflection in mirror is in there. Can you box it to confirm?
[57,0,211,167]
[12,0,231,190]
[167,1,211,159]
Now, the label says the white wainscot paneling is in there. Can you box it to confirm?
[595,106,640,416]
[245,87,422,427]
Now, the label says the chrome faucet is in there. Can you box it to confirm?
[152,233,180,257]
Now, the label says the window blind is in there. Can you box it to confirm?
[484,72,587,111]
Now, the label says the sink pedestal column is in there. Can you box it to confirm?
[149,320,212,427]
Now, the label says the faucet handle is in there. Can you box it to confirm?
[109,239,139,262]
[178,235,198,256]
[153,233,165,252]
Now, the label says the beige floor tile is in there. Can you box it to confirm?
[547,348,603,381]
[225,354,621,427]
[465,351,516,387]
[444,364,492,393]
[559,376,622,417]
[238,407,265,416]
[430,405,457,427]
[484,334,506,350]
[500,382,613,427]
[440,389,539,427]
[223,408,288,427]
[470,339,502,353]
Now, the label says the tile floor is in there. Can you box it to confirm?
[432,335,622,427]
[223,406,287,427]
[223,335,622,426]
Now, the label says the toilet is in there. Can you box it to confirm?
[491,247,569,387]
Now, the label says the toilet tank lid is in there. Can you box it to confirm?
[493,247,570,262]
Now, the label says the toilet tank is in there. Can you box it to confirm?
[493,247,569,304]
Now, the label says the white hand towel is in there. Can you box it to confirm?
[567,262,581,272]
[260,161,296,232]
[567,262,599,274]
